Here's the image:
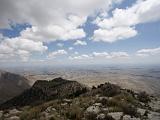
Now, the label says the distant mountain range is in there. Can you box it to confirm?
[0,71,30,104]
[0,77,87,109]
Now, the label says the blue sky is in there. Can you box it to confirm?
[0,0,160,66]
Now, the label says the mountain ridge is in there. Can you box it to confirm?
[0,77,88,109]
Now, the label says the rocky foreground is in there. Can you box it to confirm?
[0,78,160,120]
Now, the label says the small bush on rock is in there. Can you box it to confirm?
[101,83,121,97]
[137,92,151,103]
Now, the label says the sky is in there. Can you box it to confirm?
[0,0,160,66]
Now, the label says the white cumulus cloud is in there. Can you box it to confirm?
[93,51,129,59]
[69,51,129,61]
[74,40,87,46]
[0,35,47,61]
[93,27,137,43]
[0,0,124,62]
[57,43,64,47]
[136,47,160,57]
[93,0,160,42]
[48,49,67,58]
[93,52,110,58]
[0,0,123,42]
[69,54,92,60]
[68,47,74,51]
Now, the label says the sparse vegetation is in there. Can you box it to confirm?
[69,87,88,98]
[102,99,119,107]
[104,115,115,120]
[49,117,56,120]
[121,103,139,117]
[20,107,41,120]
[85,112,97,120]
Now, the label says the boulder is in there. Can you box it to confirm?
[93,103,102,106]
[98,96,108,100]
[97,113,105,120]
[123,115,140,120]
[86,106,101,114]
[45,106,56,113]
[41,111,49,117]
[108,112,123,120]
[4,113,10,118]
[9,109,21,115]
[137,108,146,116]
[6,116,20,120]
[61,103,68,106]
[102,108,108,112]
[63,99,72,103]
[149,99,160,111]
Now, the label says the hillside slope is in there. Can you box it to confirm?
[0,71,30,104]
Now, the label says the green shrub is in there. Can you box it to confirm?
[65,105,83,120]
[126,89,135,97]
[121,104,138,117]
[20,104,47,120]
[70,87,88,98]
[101,83,121,97]
[108,106,122,112]
[137,92,151,103]
[49,117,56,120]
[155,109,160,113]
[106,99,119,107]
[20,108,41,120]
[66,111,76,119]
[114,92,138,106]
[104,115,115,120]
[99,98,108,106]
[85,112,97,120]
